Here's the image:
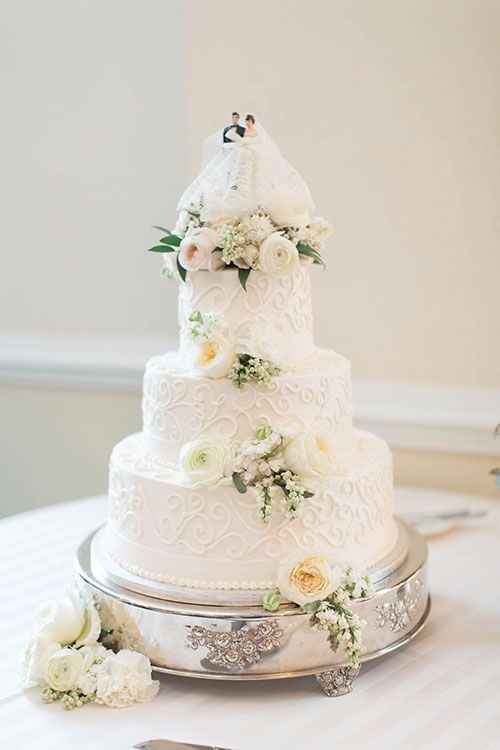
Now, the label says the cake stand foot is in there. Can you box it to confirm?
[315,665,360,696]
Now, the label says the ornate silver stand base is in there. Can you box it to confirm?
[76,520,430,696]
[316,665,361,696]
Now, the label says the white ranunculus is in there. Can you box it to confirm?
[180,438,229,487]
[94,649,160,708]
[189,334,236,379]
[178,227,219,271]
[284,432,336,479]
[37,590,87,645]
[277,554,343,606]
[44,647,86,692]
[258,232,299,276]
[22,635,60,688]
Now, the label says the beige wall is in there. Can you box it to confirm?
[187,0,500,386]
[1,0,499,517]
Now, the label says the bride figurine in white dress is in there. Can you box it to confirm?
[177,114,315,227]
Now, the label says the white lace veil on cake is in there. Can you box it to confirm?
[178,117,315,225]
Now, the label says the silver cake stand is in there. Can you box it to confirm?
[76,520,430,696]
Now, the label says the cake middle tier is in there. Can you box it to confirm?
[142,349,353,463]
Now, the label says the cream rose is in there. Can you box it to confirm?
[180,438,229,487]
[178,227,218,271]
[284,432,336,479]
[94,650,160,708]
[44,647,86,692]
[277,555,343,606]
[189,334,236,379]
[258,232,299,276]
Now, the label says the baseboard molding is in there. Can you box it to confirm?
[1,335,499,457]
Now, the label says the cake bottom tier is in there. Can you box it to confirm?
[103,430,398,603]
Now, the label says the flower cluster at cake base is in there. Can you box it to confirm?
[263,556,373,667]
[22,588,159,710]
[148,207,332,289]
[185,310,281,387]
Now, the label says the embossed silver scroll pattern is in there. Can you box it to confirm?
[376,577,423,632]
[186,621,282,670]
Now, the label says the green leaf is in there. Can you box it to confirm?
[238,267,251,291]
[160,234,182,247]
[297,242,325,266]
[176,254,187,282]
[262,589,282,612]
[301,600,322,614]
[232,472,248,494]
[148,244,177,253]
[153,225,171,234]
[188,310,203,323]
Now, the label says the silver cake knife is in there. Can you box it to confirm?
[134,741,233,750]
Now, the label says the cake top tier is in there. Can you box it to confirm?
[150,113,332,289]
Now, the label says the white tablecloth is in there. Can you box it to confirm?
[1,492,499,750]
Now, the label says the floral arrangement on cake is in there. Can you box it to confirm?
[148,207,331,289]
[263,555,373,667]
[22,589,159,710]
[180,424,341,522]
[185,310,281,387]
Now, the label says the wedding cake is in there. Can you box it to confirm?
[101,114,399,606]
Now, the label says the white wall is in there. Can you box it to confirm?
[1,0,499,517]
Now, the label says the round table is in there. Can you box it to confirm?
[2,490,499,750]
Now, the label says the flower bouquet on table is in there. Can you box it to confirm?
[22,589,159,710]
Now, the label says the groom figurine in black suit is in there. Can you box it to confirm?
[223,111,245,143]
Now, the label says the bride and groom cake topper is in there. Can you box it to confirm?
[179,111,314,219]
[222,111,256,143]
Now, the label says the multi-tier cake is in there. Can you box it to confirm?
[100,114,399,607]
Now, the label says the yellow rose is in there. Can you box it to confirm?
[277,555,342,606]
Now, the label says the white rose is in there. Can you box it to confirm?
[21,635,59,688]
[74,598,101,647]
[178,227,218,271]
[284,432,336,479]
[94,650,159,708]
[189,334,236,378]
[258,232,299,276]
[44,647,86,692]
[180,438,229,487]
[37,590,101,647]
[277,554,343,606]
[37,589,86,645]
[267,195,311,228]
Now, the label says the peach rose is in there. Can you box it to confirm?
[178,228,218,271]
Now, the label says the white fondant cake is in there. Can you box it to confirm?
[102,117,398,604]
